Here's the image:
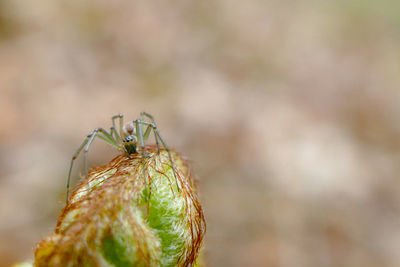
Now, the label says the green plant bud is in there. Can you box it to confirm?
[34,146,206,267]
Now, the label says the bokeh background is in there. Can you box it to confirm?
[1,1,400,266]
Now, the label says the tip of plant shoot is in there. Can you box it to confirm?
[34,146,206,267]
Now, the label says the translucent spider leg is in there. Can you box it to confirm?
[66,127,118,203]
[111,114,124,140]
[141,112,161,154]
[110,126,123,147]
[67,137,90,204]
[132,119,159,154]
[132,120,152,202]
[140,111,155,122]
[110,114,124,151]
[135,120,146,153]
[153,128,181,192]
[135,116,181,192]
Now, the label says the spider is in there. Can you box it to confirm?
[66,112,179,203]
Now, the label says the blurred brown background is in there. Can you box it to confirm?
[1,1,400,266]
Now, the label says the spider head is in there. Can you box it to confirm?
[123,134,137,154]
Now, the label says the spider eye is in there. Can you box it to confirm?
[123,135,136,143]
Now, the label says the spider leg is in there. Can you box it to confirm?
[140,112,161,154]
[143,125,152,141]
[152,128,180,192]
[111,114,124,139]
[137,118,180,192]
[67,135,91,204]
[140,111,155,122]
[133,120,160,153]
[134,119,146,153]
[66,127,118,203]
[95,127,119,148]
[111,114,127,154]
[110,126,123,147]
[142,124,160,154]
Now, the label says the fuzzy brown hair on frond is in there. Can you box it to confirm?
[34,145,206,267]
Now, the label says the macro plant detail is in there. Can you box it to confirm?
[66,112,180,203]
[32,113,206,267]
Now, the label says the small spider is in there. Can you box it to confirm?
[66,112,178,203]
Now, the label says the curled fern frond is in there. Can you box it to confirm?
[34,146,206,267]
